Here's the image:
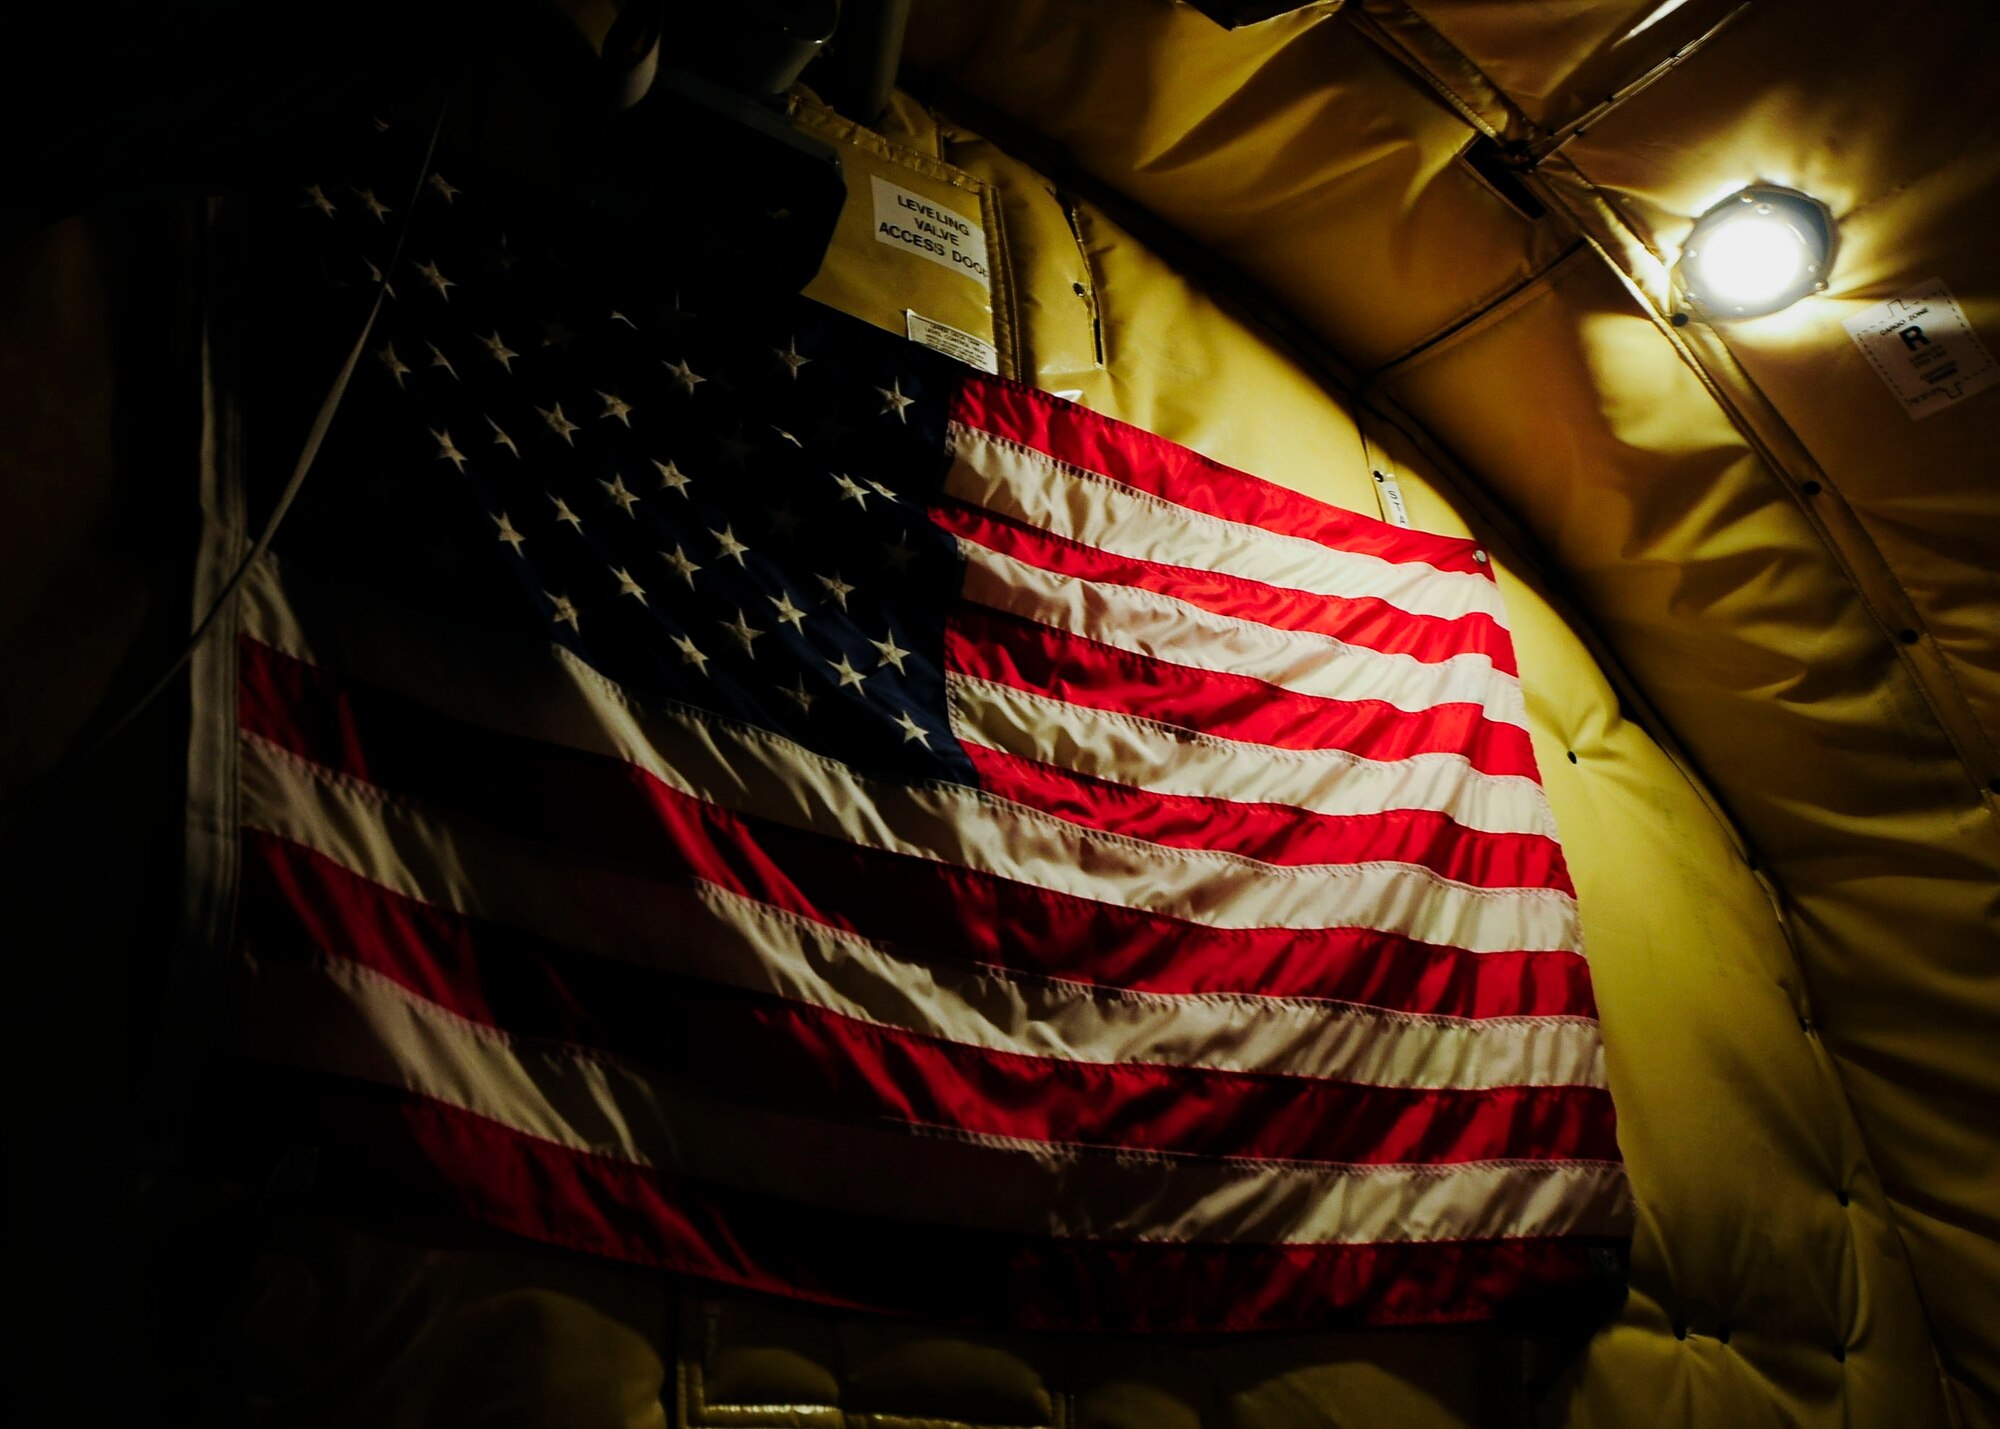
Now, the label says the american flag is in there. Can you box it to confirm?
[223,115,1630,1331]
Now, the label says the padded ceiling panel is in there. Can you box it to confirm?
[1356,0,1749,134]
[1545,0,2000,749]
[900,2,1574,371]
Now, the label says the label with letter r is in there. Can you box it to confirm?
[1843,279,1999,420]
[871,176,990,289]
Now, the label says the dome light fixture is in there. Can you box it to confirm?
[1673,185,1835,322]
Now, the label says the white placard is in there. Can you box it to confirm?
[1372,469,1412,528]
[1842,279,1999,420]
[905,311,1000,374]
[870,176,990,288]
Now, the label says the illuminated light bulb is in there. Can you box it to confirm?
[1674,186,1835,321]
[1691,213,1803,304]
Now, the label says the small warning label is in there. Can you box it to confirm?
[1843,279,1999,420]
[871,176,990,288]
[905,311,1000,374]
[1372,470,1412,529]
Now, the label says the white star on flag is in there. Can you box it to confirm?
[779,678,815,712]
[481,332,520,372]
[826,653,866,690]
[415,259,453,300]
[431,428,467,472]
[664,358,705,395]
[710,525,750,565]
[768,592,808,631]
[768,502,802,536]
[671,633,709,673]
[612,567,647,604]
[877,378,915,422]
[661,545,701,586]
[599,476,640,516]
[870,632,912,673]
[816,571,855,609]
[538,404,580,445]
[653,459,691,495]
[376,341,411,387]
[720,609,764,655]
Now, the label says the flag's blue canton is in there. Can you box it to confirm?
[287,134,979,787]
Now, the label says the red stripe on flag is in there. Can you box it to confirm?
[250,1070,1626,1331]
[960,744,1573,895]
[242,832,1619,1165]
[240,637,1596,1016]
[932,500,1517,676]
[951,375,1495,579]
[942,603,1537,781]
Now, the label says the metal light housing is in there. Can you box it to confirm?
[1675,185,1836,320]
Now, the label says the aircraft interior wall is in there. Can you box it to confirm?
[3,2,1995,1425]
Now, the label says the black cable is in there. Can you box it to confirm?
[1,98,449,821]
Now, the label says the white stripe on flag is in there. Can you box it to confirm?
[956,539,1530,730]
[945,423,1507,624]
[242,735,1605,1088]
[947,672,1557,839]
[242,950,1633,1245]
